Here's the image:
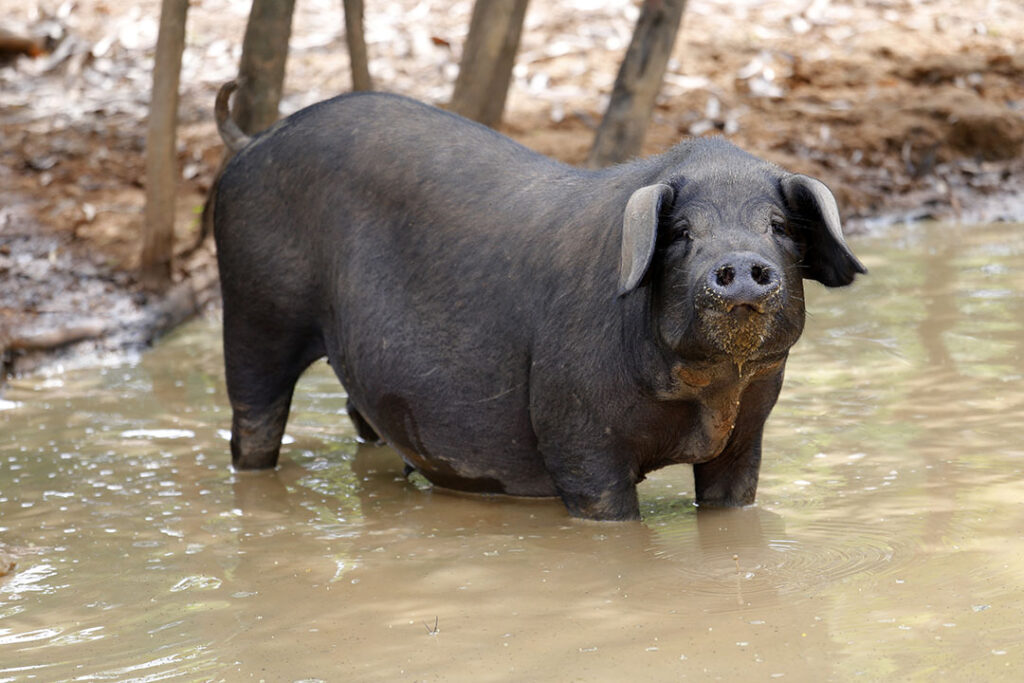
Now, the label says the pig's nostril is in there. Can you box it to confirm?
[751,264,774,286]
[704,254,782,313]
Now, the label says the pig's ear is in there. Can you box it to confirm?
[619,183,674,296]
[781,174,867,287]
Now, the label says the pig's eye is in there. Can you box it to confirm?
[770,215,789,237]
[672,220,691,241]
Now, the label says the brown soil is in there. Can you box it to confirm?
[2,0,1022,378]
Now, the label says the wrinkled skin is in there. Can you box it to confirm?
[212,88,865,521]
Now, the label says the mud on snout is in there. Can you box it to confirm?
[694,250,787,363]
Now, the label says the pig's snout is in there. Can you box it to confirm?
[704,252,782,313]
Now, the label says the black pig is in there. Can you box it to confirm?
[211,82,865,520]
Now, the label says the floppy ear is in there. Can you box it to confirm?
[781,174,867,287]
[619,183,674,296]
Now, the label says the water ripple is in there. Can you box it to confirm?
[649,515,904,610]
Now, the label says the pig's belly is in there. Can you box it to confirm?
[345,369,559,497]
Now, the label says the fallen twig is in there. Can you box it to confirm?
[5,318,107,352]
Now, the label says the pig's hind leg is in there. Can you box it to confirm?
[222,307,325,470]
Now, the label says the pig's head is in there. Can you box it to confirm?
[618,142,865,367]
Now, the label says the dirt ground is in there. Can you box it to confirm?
[2,0,1023,378]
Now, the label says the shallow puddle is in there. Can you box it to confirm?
[2,222,1023,680]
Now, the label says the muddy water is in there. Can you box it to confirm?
[2,222,1023,680]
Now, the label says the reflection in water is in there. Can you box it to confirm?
[1,222,1024,679]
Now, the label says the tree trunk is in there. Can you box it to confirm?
[141,0,189,291]
[234,0,297,135]
[587,0,687,168]
[342,0,372,91]
[449,0,530,128]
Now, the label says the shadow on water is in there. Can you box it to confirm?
[1,222,1023,679]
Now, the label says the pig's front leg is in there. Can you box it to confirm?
[541,447,641,521]
[693,371,783,507]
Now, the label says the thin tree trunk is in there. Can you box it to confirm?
[449,0,530,127]
[141,0,189,291]
[343,0,372,91]
[587,0,687,168]
[234,0,297,135]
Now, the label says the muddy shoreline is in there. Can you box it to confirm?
[0,216,219,380]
